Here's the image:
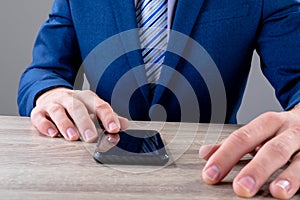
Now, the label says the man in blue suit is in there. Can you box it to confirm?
[18,0,300,199]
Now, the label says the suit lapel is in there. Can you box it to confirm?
[110,0,151,106]
[172,0,205,36]
[153,0,205,105]
[109,0,205,110]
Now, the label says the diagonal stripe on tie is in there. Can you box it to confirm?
[136,0,168,84]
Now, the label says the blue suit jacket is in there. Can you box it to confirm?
[18,0,300,123]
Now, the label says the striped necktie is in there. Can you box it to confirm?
[136,0,168,85]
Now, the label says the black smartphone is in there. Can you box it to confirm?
[93,129,169,166]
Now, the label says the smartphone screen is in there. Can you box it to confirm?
[93,129,169,166]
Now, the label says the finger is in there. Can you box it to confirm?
[202,112,283,185]
[76,90,121,133]
[199,139,226,160]
[199,143,222,160]
[31,107,59,137]
[98,133,120,152]
[118,116,129,130]
[233,129,300,198]
[249,145,263,157]
[58,97,98,143]
[269,153,300,199]
[89,114,97,122]
[96,108,120,133]
[46,103,80,141]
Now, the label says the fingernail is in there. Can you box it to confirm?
[66,128,77,140]
[107,136,118,143]
[84,129,97,142]
[48,128,57,137]
[204,165,220,181]
[275,180,291,192]
[108,122,119,132]
[237,176,256,194]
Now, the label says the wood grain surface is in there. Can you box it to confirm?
[0,116,296,200]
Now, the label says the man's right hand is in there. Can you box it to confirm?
[30,88,129,143]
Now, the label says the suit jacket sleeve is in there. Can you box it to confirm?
[257,0,300,110]
[17,0,81,116]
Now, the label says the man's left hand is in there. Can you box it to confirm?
[199,106,300,199]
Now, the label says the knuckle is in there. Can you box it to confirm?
[266,140,291,161]
[30,107,39,118]
[65,102,75,113]
[30,113,41,127]
[63,97,80,109]
[50,89,73,101]
[54,91,74,103]
[48,104,64,114]
[73,89,85,98]
[65,100,86,117]
[59,88,73,95]
[83,90,94,96]
[290,125,300,135]
[80,90,96,99]
[285,128,299,141]
[30,107,45,123]
[95,102,112,113]
[230,128,252,145]
[261,112,283,125]
[67,99,81,110]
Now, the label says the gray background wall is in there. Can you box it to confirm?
[0,0,53,115]
[0,1,283,124]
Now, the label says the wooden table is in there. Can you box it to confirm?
[0,116,295,199]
